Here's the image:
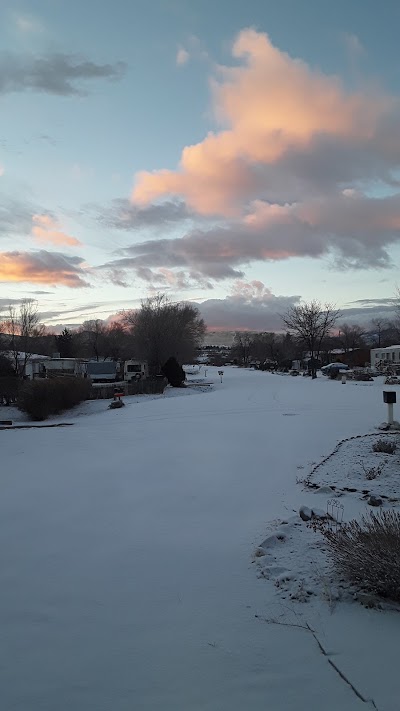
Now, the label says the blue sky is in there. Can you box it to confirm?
[0,0,399,331]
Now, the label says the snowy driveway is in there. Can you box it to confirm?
[0,369,394,710]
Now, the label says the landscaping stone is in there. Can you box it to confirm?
[299,505,312,521]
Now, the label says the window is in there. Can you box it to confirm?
[127,364,141,373]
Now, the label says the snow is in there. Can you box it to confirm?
[1,368,400,710]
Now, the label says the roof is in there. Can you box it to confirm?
[371,345,400,351]
[2,351,50,361]
[87,361,117,375]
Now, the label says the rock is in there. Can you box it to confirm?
[299,505,312,521]
[368,495,383,507]
[311,507,327,519]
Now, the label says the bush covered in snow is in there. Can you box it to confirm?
[18,377,91,421]
[372,438,397,454]
[325,509,400,602]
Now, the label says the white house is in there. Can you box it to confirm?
[370,345,400,368]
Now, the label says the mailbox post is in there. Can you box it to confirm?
[383,390,396,425]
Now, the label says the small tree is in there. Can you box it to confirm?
[2,300,44,377]
[282,301,340,378]
[55,328,75,358]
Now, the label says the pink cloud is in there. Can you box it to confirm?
[132,28,394,216]
[32,214,82,247]
[0,250,89,287]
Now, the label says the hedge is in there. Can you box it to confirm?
[18,377,91,421]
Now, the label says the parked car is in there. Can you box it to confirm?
[321,362,349,375]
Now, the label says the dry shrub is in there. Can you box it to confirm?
[18,377,91,421]
[372,438,396,454]
[361,460,386,480]
[324,509,400,602]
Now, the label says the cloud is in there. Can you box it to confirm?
[98,189,400,282]
[0,297,26,313]
[0,52,126,96]
[0,250,89,287]
[176,47,189,66]
[339,304,396,324]
[94,198,193,230]
[32,214,81,247]
[0,165,4,177]
[14,12,44,34]
[349,297,395,306]
[0,196,33,236]
[132,28,396,216]
[197,281,300,330]
[342,32,365,59]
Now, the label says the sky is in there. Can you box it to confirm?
[1,0,400,332]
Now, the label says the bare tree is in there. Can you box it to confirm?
[2,300,44,377]
[338,323,365,353]
[102,322,132,361]
[231,331,254,366]
[370,318,390,348]
[79,319,106,361]
[122,294,205,373]
[282,301,340,378]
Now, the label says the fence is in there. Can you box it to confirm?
[89,378,167,400]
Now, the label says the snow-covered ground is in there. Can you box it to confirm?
[1,368,400,710]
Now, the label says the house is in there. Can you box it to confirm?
[87,361,118,383]
[370,345,400,369]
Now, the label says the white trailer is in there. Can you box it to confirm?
[124,360,148,382]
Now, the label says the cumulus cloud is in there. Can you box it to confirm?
[113,28,400,280]
[32,214,81,247]
[0,250,89,287]
[197,280,300,331]
[132,28,396,216]
[0,52,126,96]
[176,47,189,66]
